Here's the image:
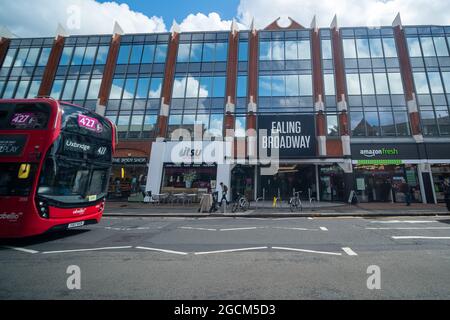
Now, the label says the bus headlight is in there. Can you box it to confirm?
[36,199,49,219]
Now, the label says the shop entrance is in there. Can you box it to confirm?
[259,164,316,201]
[109,164,148,200]
[231,165,256,201]
[354,164,422,203]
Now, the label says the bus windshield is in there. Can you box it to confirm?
[37,157,109,205]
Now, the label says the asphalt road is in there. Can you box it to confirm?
[1,215,450,299]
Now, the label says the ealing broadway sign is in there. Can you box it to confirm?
[258,115,316,159]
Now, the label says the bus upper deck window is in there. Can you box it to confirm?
[18,164,31,179]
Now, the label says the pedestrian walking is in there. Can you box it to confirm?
[219,182,229,206]
[401,182,411,206]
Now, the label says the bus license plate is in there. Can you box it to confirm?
[68,221,85,229]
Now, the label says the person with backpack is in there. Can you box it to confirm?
[219,182,229,207]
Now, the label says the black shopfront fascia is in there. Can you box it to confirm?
[257,114,317,160]
[351,143,450,161]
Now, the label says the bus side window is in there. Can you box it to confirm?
[18,164,31,179]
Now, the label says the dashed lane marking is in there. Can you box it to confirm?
[320,227,328,231]
[342,247,358,256]
[272,227,316,231]
[219,227,266,231]
[371,220,438,224]
[271,246,342,256]
[3,246,39,254]
[366,227,450,230]
[194,247,269,255]
[392,236,450,240]
[42,246,133,254]
[179,227,218,231]
[135,246,188,255]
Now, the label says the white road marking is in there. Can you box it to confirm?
[272,246,342,256]
[392,236,450,240]
[366,227,450,230]
[371,220,438,224]
[272,227,314,231]
[179,227,218,231]
[342,247,358,256]
[219,227,266,231]
[307,217,314,220]
[271,218,308,221]
[194,247,268,255]
[42,246,132,254]
[320,227,328,231]
[3,246,39,254]
[135,246,188,255]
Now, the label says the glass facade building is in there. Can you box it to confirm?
[2,18,450,204]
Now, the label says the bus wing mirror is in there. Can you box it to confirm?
[18,164,31,179]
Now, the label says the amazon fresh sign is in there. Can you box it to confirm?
[352,144,419,161]
[258,115,316,159]
[360,148,399,158]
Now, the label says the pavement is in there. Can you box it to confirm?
[104,200,450,217]
[1,215,450,299]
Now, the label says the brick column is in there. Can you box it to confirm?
[392,14,423,142]
[331,16,350,157]
[311,17,327,157]
[330,16,354,201]
[0,37,11,67]
[225,22,239,143]
[246,23,259,160]
[157,25,180,139]
[96,33,121,116]
[38,35,65,97]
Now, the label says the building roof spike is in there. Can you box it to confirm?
[392,12,402,29]
[171,19,181,36]
[231,18,239,34]
[55,23,69,39]
[250,17,256,34]
[113,21,124,36]
[330,15,338,30]
[0,26,16,40]
[310,15,318,32]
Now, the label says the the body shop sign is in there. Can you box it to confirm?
[78,114,103,133]
[258,115,316,159]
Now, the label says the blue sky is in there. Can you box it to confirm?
[97,0,240,23]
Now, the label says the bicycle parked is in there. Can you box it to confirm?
[289,191,303,212]
[231,193,250,213]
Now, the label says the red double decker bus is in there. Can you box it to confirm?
[0,98,116,238]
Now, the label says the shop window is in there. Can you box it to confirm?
[238,41,248,61]
[421,110,438,135]
[327,115,339,136]
[351,112,365,136]
[2,48,17,68]
[321,39,333,60]
[382,38,397,57]
[394,112,410,136]
[436,108,450,135]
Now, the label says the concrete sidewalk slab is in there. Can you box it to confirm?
[103,201,450,218]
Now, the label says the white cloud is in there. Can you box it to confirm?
[178,12,245,32]
[0,0,166,37]
[237,0,450,29]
